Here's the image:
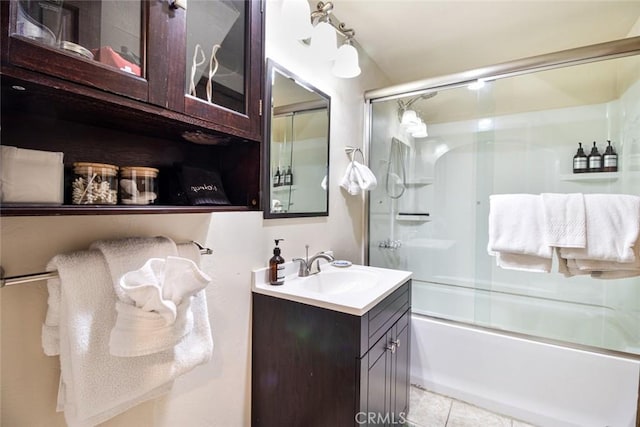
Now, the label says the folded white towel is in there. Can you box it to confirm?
[91,236,178,304]
[42,238,213,426]
[494,252,553,273]
[488,194,553,258]
[340,160,377,195]
[111,256,211,356]
[541,193,586,248]
[559,194,640,263]
[560,242,640,279]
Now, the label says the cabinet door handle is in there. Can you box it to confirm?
[391,338,400,349]
[386,343,396,353]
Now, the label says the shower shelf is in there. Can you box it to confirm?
[559,172,619,182]
[272,185,298,193]
[396,214,431,222]
[404,177,434,186]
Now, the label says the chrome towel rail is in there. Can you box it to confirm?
[0,241,213,288]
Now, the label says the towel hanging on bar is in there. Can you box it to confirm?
[0,241,213,288]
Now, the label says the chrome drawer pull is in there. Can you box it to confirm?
[391,339,400,349]
[386,343,396,353]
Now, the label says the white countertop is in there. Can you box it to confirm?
[252,262,412,316]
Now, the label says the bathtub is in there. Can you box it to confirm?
[410,314,640,426]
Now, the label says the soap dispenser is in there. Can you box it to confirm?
[269,239,285,285]
[602,140,618,172]
[587,141,602,173]
[573,142,587,173]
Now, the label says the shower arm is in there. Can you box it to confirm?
[397,91,438,121]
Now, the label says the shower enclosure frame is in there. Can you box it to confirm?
[362,36,640,358]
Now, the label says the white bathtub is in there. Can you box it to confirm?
[410,315,640,426]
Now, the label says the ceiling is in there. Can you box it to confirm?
[331,1,640,86]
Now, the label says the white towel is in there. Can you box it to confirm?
[42,239,213,427]
[560,242,640,279]
[487,194,553,272]
[541,193,586,248]
[340,160,377,195]
[559,194,640,263]
[110,256,211,357]
[42,250,171,427]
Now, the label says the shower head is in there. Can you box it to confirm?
[397,91,438,113]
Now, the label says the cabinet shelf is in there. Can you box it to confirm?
[0,204,255,217]
[559,172,619,182]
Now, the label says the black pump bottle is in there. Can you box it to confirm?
[269,239,285,285]
[587,141,602,173]
[573,142,587,173]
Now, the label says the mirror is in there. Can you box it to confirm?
[263,59,330,218]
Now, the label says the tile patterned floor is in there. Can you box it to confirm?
[407,385,537,427]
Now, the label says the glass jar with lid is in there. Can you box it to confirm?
[119,166,159,205]
[72,162,118,204]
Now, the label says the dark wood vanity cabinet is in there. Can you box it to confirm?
[252,281,412,427]
[0,0,264,215]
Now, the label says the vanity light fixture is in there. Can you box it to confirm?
[397,92,437,138]
[283,1,362,78]
[281,0,314,40]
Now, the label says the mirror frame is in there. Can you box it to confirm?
[263,59,331,219]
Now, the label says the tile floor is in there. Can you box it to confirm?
[407,385,537,427]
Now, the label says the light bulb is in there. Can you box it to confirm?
[281,0,313,40]
[401,110,420,125]
[310,21,337,61]
[411,122,428,138]
[332,43,361,78]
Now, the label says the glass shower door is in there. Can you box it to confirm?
[367,52,640,355]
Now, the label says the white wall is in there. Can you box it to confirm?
[0,2,389,426]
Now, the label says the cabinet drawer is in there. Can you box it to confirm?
[365,280,411,352]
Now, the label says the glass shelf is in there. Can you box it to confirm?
[404,177,434,186]
[272,185,298,193]
[559,172,619,182]
[396,214,431,222]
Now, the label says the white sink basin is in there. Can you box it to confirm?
[295,269,379,295]
[252,262,412,315]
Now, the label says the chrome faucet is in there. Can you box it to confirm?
[293,245,335,277]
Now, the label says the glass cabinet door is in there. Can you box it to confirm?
[185,0,245,113]
[7,0,148,100]
[182,0,262,140]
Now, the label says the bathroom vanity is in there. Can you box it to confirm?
[251,264,412,426]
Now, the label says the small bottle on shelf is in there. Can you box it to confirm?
[573,142,587,174]
[587,141,602,173]
[273,167,282,187]
[602,140,618,172]
[284,166,293,186]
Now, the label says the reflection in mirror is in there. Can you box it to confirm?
[264,60,330,218]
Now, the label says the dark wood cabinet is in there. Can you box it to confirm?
[252,280,412,426]
[0,0,264,216]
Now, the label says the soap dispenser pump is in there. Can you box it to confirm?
[573,142,587,173]
[588,141,602,173]
[602,140,618,172]
[269,239,285,285]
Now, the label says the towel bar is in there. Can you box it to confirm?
[0,241,213,288]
